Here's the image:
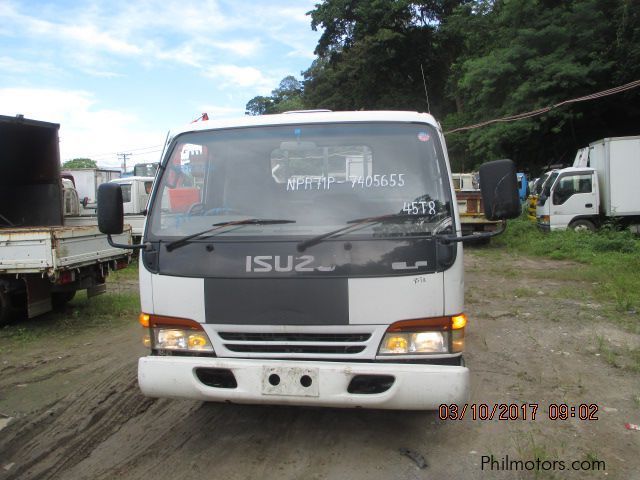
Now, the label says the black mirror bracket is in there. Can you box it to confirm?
[107,235,151,250]
[438,220,507,244]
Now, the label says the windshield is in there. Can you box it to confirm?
[147,122,453,242]
[542,171,559,197]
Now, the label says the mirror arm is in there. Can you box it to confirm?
[107,235,150,250]
[437,220,507,244]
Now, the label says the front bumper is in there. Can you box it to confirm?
[138,356,469,410]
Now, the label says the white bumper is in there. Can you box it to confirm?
[138,356,469,410]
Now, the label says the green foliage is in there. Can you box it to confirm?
[302,0,451,113]
[440,0,638,170]
[62,158,97,169]
[109,260,139,281]
[245,76,304,115]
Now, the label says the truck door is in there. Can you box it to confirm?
[135,180,153,214]
[120,182,134,214]
[550,172,597,228]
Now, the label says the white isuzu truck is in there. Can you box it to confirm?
[537,136,640,232]
[98,111,520,410]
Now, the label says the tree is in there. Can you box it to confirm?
[245,76,304,115]
[302,0,471,114]
[442,0,640,172]
[62,158,97,169]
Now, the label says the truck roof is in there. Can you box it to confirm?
[589,135,640,146]
[170,110,440,137]
[552,166,595,174]
[0,114,59,130]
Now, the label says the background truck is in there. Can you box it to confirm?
[132,162,159,178]
[99,110,520,410]
[526,169,557,221]
[516,172,528,203]
[536,136,640,232]
[61,167,121,209]
[452,172,500,238]
[0,114,132,324]
[64,176,154,242]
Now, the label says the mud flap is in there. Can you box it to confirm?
[87,283,107,298]
[25,276,52,318]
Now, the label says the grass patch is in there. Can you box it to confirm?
[0,291,139,348]
[493,216,640,329]
[513,287,533,298]
[108,259,139,281]
[595,335,640,373]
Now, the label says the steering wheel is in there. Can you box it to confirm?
[186,203,206,216]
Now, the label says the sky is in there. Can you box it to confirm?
[0,0,322,168]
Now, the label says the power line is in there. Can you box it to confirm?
[444,78,640,135]
[81,144,163,159]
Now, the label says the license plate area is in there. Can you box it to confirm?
[261,366,319,397]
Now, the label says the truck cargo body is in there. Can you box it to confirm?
[0,114,132,323]
[537,136,640,231]
[590,136,640,217]
[452,173,499,236]
[65,215,146,238]
[0,225,132,274]
[62,168,121,207]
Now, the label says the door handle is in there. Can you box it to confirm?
[585,203,593,208]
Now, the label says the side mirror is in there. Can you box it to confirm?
[479,159,521,221]
[97,183,124,234]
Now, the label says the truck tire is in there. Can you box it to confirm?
[52,291,76,309]
[0,290,10,326]
[569,219,596,232]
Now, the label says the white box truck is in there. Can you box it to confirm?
[62,167,121,208]
[537,136,640,232]
[0,115,133,324]
[97,111,520,410]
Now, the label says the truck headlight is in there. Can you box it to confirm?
[154,328,213,352]
[379,332,447,354]
[377,314,466,355]
[139,313,214,353]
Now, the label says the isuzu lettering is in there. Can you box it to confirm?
[98,111,520,410]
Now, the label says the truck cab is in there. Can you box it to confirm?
[536,167,598,231]
[108,176,154,215]
[98,111,520,410]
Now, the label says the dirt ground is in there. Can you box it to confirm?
[1,249,639,480]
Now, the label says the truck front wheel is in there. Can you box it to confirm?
[569,219,596,232]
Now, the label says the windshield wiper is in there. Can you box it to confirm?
[296,213,432,252]
[165,218,296,252]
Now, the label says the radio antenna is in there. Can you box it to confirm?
[420,64,431,114]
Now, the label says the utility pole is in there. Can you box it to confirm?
[117,153,131,174]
